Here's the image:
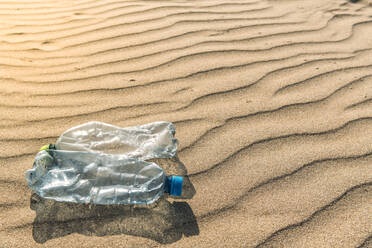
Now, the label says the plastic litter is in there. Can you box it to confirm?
[25,121,183,205]
[55,121,178,159]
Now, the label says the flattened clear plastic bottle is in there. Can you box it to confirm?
[54,121,178,159]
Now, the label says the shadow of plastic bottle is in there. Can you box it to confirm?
[31,194,198,244]
[30,154,198,244]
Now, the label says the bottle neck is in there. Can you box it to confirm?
[40,144,56,151]
[164,176,172,194]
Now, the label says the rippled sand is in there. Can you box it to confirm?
[0,0,372,247]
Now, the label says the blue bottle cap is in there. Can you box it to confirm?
[166,176,183,196]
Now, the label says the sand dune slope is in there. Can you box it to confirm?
[0,0,372,247]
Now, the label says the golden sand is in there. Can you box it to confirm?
[0,0,371,247]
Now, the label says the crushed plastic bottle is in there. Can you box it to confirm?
[26,150,182,205]
[25,121,183,205]
[55,121,178,159]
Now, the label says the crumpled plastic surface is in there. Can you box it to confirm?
[56,121,178,159]
[25,121,178,205]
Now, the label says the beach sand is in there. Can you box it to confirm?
[0,0,372,247]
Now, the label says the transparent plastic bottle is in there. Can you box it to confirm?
[54,121,178,160]
[26,149,183,205]
[25,121,183,205]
